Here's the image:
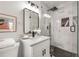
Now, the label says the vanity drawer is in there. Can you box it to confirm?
[31,39,50,57]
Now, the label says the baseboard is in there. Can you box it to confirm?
[50,45,77,57]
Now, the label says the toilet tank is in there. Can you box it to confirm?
[0,38,20,57]
[0,42,19,57]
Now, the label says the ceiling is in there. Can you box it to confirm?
[42,1,76,10]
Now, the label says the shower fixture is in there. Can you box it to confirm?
[48,6,58,11]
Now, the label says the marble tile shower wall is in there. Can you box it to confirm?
[49,1,77,54]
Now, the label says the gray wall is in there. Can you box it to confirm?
[78,1,79,56]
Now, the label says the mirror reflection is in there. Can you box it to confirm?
[23,8,39,34]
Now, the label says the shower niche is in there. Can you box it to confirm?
[23,8,39,34]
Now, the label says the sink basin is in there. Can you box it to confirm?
[21,35,50,46]
[22,35,33,39]
[22,34,41,39]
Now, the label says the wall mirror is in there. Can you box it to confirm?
[23,8,39,34]
[0,13,16,32]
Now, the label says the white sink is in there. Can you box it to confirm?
[22,35,42,39]
[21,35,50,46]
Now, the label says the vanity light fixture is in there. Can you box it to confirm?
[28,1,31,3]
[27,1,39,8]
[43,14,51,18]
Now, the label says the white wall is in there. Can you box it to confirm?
[50,2,77,53]
[0,1,50,39]
[0,1,40,41]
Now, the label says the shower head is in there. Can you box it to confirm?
[48,6,58,12]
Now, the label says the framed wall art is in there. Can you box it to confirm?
[61,17,69,27]
[0,13,17,32]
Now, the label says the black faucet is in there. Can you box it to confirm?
[32,31,37,37]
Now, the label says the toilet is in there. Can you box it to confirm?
[0,38,19,57]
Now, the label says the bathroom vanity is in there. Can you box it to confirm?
[22,8,50,57]
[21,36,50,57]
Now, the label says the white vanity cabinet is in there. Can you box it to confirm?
[21,36,50,57]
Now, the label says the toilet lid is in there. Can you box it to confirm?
[0,38,16,49]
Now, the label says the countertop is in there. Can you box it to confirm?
[21,36,50,46]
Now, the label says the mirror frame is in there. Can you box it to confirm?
[23,8,39,34]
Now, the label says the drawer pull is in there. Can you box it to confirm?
[42,49,46,56]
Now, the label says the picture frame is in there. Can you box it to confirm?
[0,13,17,32]
[61,17,69,27]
